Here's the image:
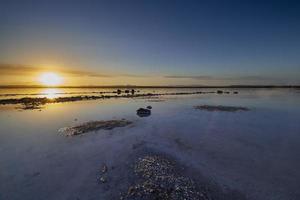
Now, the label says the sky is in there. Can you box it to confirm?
[0,0,300,86]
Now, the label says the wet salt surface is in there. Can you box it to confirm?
[0,89,300,200]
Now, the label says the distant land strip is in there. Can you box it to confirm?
[0,85,299,89]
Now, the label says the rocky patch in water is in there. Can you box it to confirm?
[194,105,249,112]
[120,155,210,200]
[59,119,132,136]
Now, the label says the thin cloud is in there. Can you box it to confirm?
[164,75,277,81]
[0,64,38,75]
[59,69,112,77]
[164,75,214,80]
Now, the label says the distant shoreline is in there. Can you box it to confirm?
[0,85,299,89]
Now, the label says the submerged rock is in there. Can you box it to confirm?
[132,140,147,150]
[59,119,132,136]
[194,105,249,112]
[216,90,223,94]
[136,108,151,117]
[146,106,152,109]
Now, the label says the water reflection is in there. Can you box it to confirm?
[41,88,62,99]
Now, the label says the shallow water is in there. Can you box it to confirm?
[0,88,299,200]
[0,87,205,100]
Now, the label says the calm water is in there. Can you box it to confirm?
[0,88,299,200]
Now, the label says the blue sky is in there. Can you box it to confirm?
[0,0,299,85]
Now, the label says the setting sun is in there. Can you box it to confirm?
[38,72,63,86]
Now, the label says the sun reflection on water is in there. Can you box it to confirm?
[41,88,62,99]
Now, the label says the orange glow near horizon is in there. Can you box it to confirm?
[38,72,63,86]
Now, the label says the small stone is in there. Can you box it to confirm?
[101,164,108,174]
[99,176,107,183]
[128,186,135,195]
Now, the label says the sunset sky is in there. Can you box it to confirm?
[0,0,300,86]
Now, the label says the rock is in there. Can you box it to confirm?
[101,164,108,174]
[217,90,223,94]
[234,91,238,94]
[99,176,107,183]
[136,108,151,117]
[128,186,135,195]
[146,106,152,109]
[125,90,130,93]
[117,89,122,94]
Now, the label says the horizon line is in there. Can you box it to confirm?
[0,84,299,89]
